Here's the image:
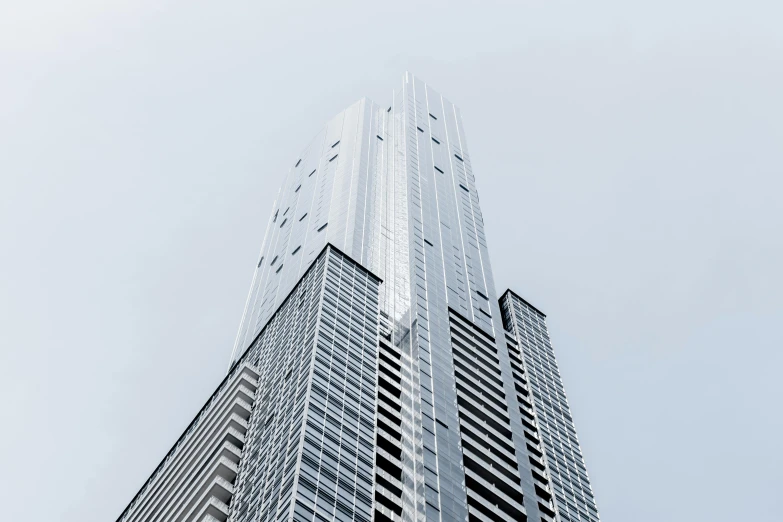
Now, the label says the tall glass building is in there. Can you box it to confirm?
[118,73,600,522]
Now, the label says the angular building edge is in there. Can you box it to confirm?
[499,289,546,318]
[499,289,601,522]
[117,243,381,522]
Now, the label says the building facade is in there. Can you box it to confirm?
[499,291,600,522]
[118,74,600,522]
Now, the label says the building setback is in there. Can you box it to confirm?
[118,73,600,522]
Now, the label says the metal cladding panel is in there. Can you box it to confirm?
[232,74,499,366]
[232,99,389,358]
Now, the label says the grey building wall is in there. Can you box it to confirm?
[231,72,499,364]
[117,244,381,522]
[230,97,388,357]
[500,290,601,522]
[231,244,381,522]
[231,73,519,522]
[117,362,260,522]
[118,75,600,522]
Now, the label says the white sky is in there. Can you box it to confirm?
[1,1,781,520]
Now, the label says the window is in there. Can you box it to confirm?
[300,213,308,221]
[317,223,328,232]
[332,140,340,148]
[295,184,301,192]
[309,169,316,177]
[280,218,287,228]
[434,166,444,174]
[431,137,440,144]
[429,113,437,120]
[295,159,301,167]
[376,135,384,141]
[292,246,301,255]
[276,263,284,273]
[270,255,278,265]
[329,154,338,162]
[459,184,469,192]
[257,256,264,267]
[417,127,424,133]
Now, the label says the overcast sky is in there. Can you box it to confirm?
[1,1,781,520]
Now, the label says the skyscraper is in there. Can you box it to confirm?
[118,73,600,522]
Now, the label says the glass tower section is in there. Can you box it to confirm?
[232,73,525,522]
[118,73,601,522]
